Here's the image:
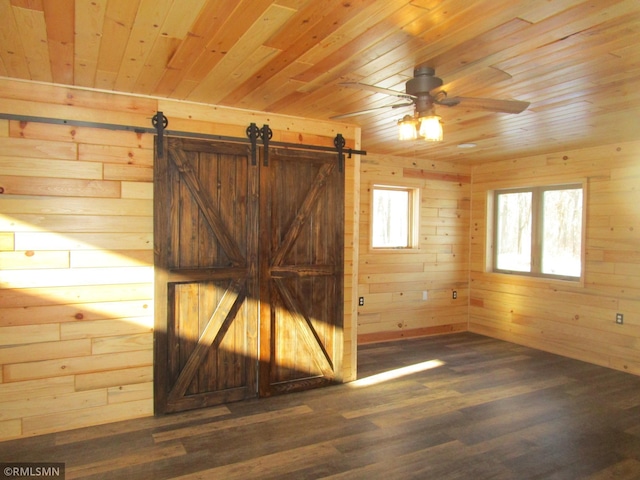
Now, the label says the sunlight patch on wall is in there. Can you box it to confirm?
[0,213,154,339]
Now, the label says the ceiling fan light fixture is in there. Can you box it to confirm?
[398,115,418,141]
[418,115,443,142]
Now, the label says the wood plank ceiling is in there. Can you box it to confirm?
[1,0,639,164]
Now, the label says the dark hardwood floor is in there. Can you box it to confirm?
[2,332,640,479]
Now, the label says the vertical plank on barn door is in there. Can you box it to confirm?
[259,148,344,396]
[154,137,259,414]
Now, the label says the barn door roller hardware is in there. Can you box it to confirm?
[246,123,260,165]
[152,112,168,157]
[334,134,346,173]
[243,123,360,172]
[261,124,273,166]
[245,123,274,166]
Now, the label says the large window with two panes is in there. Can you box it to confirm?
[492,183,585,281]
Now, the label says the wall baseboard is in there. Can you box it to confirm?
[357,323,467,345]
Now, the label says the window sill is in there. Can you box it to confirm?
[488,270,585,288]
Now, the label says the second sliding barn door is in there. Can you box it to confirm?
[259,148,344,396]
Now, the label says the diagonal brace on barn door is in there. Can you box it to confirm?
[167,278,246,404]
[270,162,336,267]
[273,278,334,377]
[168,147,246,267]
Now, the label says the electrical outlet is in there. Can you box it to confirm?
[359,297,364,306]
[452,290,457,300]
[616,313,623,324]
[422,290,428,301]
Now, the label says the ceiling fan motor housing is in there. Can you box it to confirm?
[405,67,443,96]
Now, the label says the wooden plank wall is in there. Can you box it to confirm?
[357,153,471,344]
[0,84,157,441]
[469,140,640,376]
[0,78,359,441]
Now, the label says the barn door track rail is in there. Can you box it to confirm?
[0,111,365,166]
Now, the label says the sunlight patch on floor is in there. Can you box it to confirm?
[349,359,445,388]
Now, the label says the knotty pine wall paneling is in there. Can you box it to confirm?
[0,85,156,441]
[469,141,640,375]
[357,153,472,344]
[0,78,359,441]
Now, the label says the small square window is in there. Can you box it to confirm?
[371,185,418,249]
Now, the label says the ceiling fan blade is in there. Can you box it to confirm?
[330,102,413,120]
[441,96,530,114]
[339,82,415,100]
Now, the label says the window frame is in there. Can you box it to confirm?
[370,184,420,251]
[489,182,586,282]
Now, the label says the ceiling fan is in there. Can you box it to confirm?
[333,66,530,119]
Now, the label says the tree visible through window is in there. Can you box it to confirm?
[371,186,417,249]
[493,184,583,279]
[496,191,532,272]
[542,188,583,276]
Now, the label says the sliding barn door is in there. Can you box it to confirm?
[155,138,259,414]
[259,148,344,396]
